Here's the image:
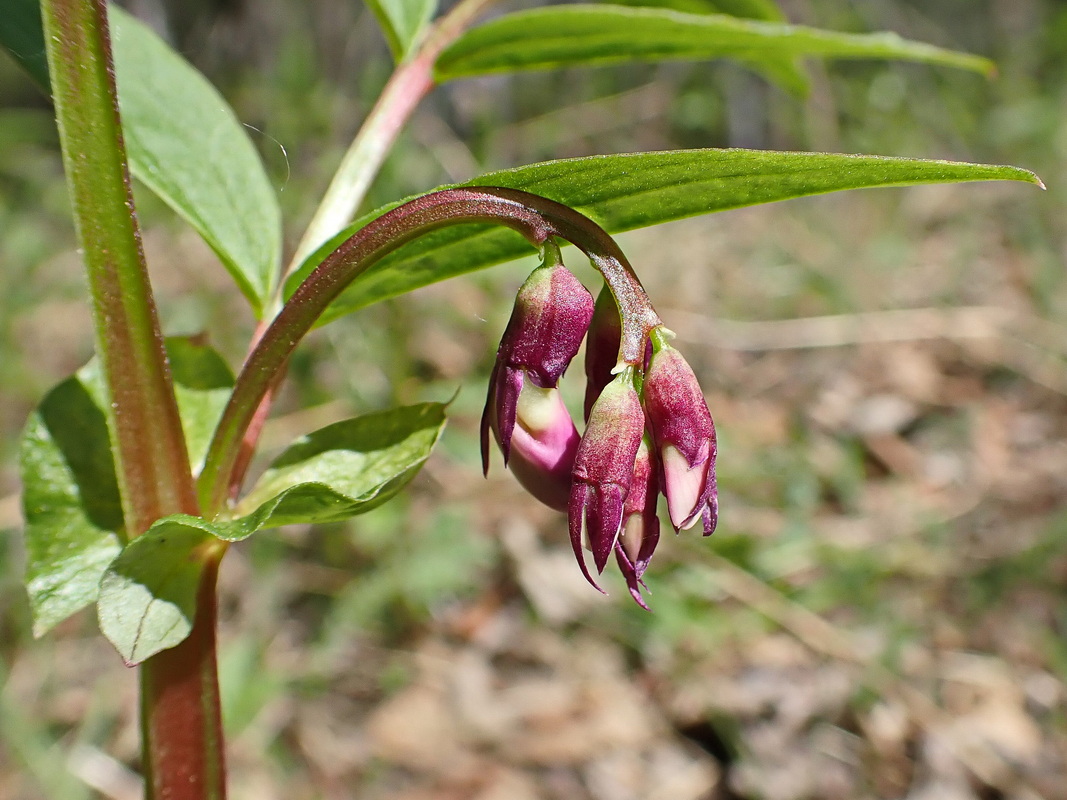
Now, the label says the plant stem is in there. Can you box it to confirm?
[199,187,661,516]
[40,0,197,535]
[287,0,498,275]
[41,2,223,797]
[139,554,226,800]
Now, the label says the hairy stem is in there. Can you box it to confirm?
[199,186,660,517]
[41,3,222,797]
[140,553,227,800]
[287,0,498,275]
[40,0,197,535]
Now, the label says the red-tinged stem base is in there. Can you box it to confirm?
[139,556,226,800]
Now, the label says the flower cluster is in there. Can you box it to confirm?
[482,254,717,608]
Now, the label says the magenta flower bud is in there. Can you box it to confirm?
[481,262,594,474]
[569,372,645,588]
[583,286,653,421]
[643,339,718,535]
[583,286,622,420]
[614,434,661,610]
[489,378,580,511]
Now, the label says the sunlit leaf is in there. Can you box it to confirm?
[219,403,448,536]
[21,366,123,637]
[285,149,1041,324]
[97,515,224,664]
[365,0,438,61]
[110,9,282,315]
[436,5,994,81]
[0,4,283,314]
[604,0,803,91]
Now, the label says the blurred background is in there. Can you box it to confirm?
[1,0,1065,797]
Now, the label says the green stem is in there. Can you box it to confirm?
[199,186,661,517]
[287,0,498,275]
[41,3,222,798]
[40,0,198,534]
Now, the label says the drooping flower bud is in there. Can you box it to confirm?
[584,285,654,421]
[643,336,718,535]
[614,433,661,610]
[481,260,594,476]
[569,371,645,587]
[488,377,579,511]
[584,285,622,420]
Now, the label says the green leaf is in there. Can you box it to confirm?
[703,0,784,19]
[21,367,123,637]
[435,5,995,81]
[602,0,803,92]
[613,0,784,17]
[166,337,235,473]
[365,0,438,61]
[217,403,448,537]
[110,8,282,316]
[97,515,224,664]
[285,149,1042,324]
[0,0,49,88]
[0,3,282,312]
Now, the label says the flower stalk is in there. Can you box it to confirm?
[199,186,662,517]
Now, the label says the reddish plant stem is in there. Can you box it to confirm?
[41,2,223,796]
[140,554,227,800]
[198,186,661,517]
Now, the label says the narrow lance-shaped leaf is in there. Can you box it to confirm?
[435,5,994,81]
[593,0,805,92]
[285,149,1041,324]
[365,0,439,61]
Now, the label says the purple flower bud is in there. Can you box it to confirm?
[614,434,661,610]
[584,286,622,420]
[583,286,653,421]
[488,378,580,511]
[643,340,718,535]
[481,263,594,473]
[569,373,645,588]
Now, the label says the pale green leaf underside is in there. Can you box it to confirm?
[224,402,448,537]
[365,0,438,61]
[435,5,994,81]
[97,515,220,664]
[285,149,1041,324]
[111,8,281,316]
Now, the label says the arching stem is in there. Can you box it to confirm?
[198,186,661,517]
